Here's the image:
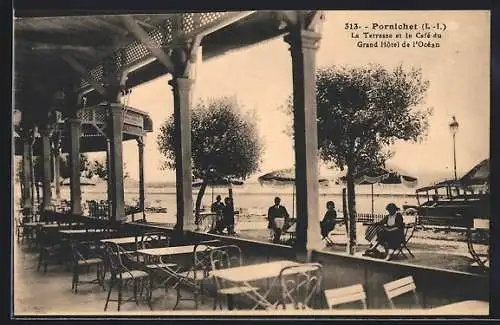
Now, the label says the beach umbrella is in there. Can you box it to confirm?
[339,163,418,216]
[257,167,330,218]
[460,159,489,186]
[193,177,244,203]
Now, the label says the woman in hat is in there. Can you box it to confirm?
[365,203,405,260]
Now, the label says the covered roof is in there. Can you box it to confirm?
[14,11,317,114]
[14,104,153,155]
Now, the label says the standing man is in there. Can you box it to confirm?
[210,195,225,234]
[267,197,290,244]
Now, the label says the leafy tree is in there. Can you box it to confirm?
[58,153,91,182]
[88,158,130,180]
[284,64,432,254]
[157,97,264,226]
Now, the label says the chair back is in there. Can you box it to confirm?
[188,244,215,280]
[209,245,243,290]
[324,283,367,309]
[278,263,323,309]
[383,275,420,308]
[103,242,126,276]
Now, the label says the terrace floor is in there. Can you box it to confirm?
[13,239,217,315]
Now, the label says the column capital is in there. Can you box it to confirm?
[168,77,194,91]
[136,136,145,147]
[284,29,322,51]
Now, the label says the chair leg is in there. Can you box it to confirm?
[147,278,153,310]
[404,245,415,258]
[133,280,139,305]
[74,267,79,294]
[174,283,182,310]
[117,281,122,312]
[104,277,114,311]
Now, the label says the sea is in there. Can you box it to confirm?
[30,181,422,219]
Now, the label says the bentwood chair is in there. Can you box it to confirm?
[103,242,152,311]
[383,275,421,309]
[277,263,323,310]
[71,241,106,293]
[209,245,259,310]
[324,283,367,309]
[174,242,219,309]
[36,225,63,273]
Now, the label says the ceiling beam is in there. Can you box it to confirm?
[121,16,175,73]
[60,54,106,95]
[94,17,130,36]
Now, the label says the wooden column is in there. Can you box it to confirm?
[21,134,33,215]
[67,118,82,215]
[52,144,61,202]
[108,103,125,222]
[137,137,146,220]
[285,27,323,261]
[106,138,112,218]
[40,127,52,211]
[169,77,194,232]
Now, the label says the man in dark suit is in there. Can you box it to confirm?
[267,197,290,244]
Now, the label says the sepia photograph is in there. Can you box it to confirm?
[11,9,490,317]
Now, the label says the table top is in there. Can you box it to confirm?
[210,260,305,282]
[137,244,209,256]
[101,236,141,244]
[430,300,489,314]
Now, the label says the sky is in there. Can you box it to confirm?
[88,10,490,185]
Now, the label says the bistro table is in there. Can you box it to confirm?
[209,260,314,310]
[429,300,489,315]
[101,236,143,245]
[135,244,213,306]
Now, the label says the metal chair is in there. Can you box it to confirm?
[277,263,323,310]
[210,245,259,310]
[324,284,367,309]
[36,225,62,272]
[383,275,421,309]
[103,242,152,311]
[174,242,218,309]
[388,215,417,260]
[71,241,106,293]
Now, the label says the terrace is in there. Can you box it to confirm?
[12,10,489,317]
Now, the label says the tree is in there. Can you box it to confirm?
[157,96,264,226]
[284,64,432,254]
[59,153,91,182]
[88,158,130,181]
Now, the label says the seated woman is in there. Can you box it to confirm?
[320,201,337,246]
[365,203,405,260]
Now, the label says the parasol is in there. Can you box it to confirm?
[258,167,330,218]
[339,163,418,216]
[193,177,244,203]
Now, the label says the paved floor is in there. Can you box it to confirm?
[13,238,217,316]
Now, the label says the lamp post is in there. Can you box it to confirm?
[449,116,459,180]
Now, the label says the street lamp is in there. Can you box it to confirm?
[449,116,459,180]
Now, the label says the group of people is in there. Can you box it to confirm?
[209,195,236,235]
[210,194,405,260]
[320,201,405,260]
